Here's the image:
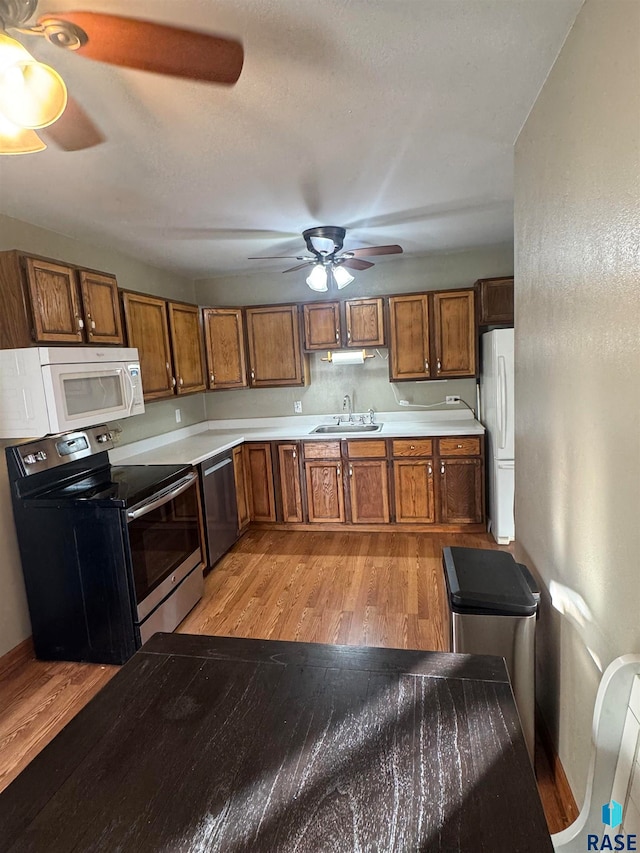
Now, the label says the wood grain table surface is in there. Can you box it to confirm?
[0,633,552,852]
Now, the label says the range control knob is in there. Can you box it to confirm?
[22,453,37,465]
[96,432,112,443]
[35,451,48,461]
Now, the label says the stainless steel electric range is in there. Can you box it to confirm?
[6,425,204,664]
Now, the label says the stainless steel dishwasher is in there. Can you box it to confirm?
[200,451,239,568]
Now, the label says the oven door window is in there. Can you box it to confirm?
[128,482,201,603]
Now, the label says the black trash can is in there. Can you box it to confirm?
[442,546,540,761]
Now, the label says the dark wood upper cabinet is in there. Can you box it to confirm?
[344,298,385,347]
[0,251,124,347]
[476,277,514,326]
[203,307,248,390]
[246,305,307,387]
[432,290,476,378]
[388,294,431,380]
[121,292,174,400]
[303,302,341,350]
[389,289,476,381]
[167,302,206,394]
[303,298,384,350]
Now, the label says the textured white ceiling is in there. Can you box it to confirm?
[0,0,583,277]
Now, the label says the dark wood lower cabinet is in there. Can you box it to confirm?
[438,457,484,524]
[245,443,276,522]
[304,460,345,523]
[348,461,390,524]
[277,444,304,523]
[393,460,436,523]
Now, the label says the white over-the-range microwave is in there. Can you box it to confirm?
[0,347,145,438]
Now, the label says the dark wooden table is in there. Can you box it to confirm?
[0,634,552,852]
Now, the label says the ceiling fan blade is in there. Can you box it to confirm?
[342,258,375,271]
[283,262,313,273]
[248,256,309,260]
[347,244,403,258]
[42,12,244,84]
[40,95,104,151]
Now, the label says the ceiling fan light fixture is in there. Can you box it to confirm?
[306,264,328,292]
[332,265,355,289]
[0,55,67,129]
[0,110,45,153]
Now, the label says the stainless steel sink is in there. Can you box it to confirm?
[311,423,383,434]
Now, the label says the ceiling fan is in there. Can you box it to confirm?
[248,226,403,292]
[0,0,244,154]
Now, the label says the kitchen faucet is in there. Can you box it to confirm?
[342,394,353,423]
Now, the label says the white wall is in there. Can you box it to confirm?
[514,0,640,804]
[0,216,205,656]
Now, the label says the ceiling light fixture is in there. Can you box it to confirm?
[332,265,355,289]
[0,31,67,154]
[306,263,329,292]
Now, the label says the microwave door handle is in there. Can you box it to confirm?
[127,472,198,521]
[123,368,135,415]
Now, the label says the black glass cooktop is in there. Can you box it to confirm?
[40,464,192,508]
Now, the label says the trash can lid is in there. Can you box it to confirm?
[442,547,538,616]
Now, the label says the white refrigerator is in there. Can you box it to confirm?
[480,329,515,544]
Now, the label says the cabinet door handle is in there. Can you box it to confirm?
[75,316,84,331]
[348,464,353,476]
[440,464,445,475]
[250,370,255,380]
[210,372,215,384]
[437,359,442,372]
[292,450,297,460]
[171,377,176,388]
[337,465,341,476]
[347,329,351,342]
[424,359,429,372]
[179,377,184,387]
[410,444,415,450]
[335,328,340,342]
[428,465,433,476]
[91,320,96,330]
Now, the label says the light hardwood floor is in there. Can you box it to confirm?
[0,528,572,832]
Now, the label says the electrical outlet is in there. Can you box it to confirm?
[446,396,461,405]
[294,401,302,414]
[175,408,182,423]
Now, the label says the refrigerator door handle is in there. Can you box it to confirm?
[498,355,507,450]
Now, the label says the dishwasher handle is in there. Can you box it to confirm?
[203,457,233,477]
[127,472,198,521]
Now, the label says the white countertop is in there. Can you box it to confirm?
[110,410,484,467]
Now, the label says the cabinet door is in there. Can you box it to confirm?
[438,458,483,523]
[245,443,276,522]
[277,443,303,523]
[345,298,385,347]
[246,305,305,387]
[168,302,206,394]
[203,308,248,390]
[304,460,345,523]
[233,445,250,532]
[393,460,436,523]
[388,295,430,380]
[78,271,124,345]
[432,290,476,377]
[25,257,84,343]
[303,302,341,350]
[476,277,514,326]
[348,460,390,524]
[121,292,174,400]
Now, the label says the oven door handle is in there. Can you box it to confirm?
[126,472,198,521]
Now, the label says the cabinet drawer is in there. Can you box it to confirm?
[392,439,433,457]
[346,440,387,459]
[438,437,481,456]
[303,441,341,459]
